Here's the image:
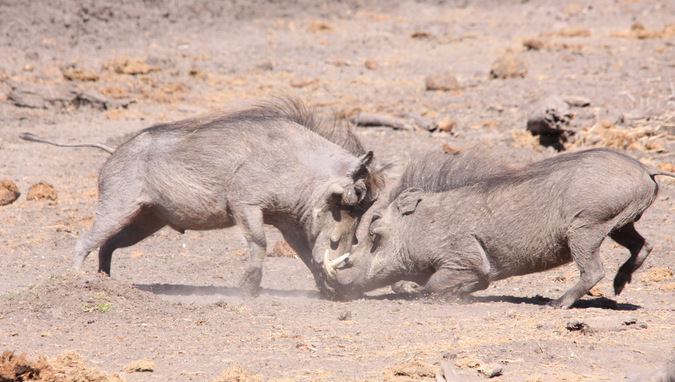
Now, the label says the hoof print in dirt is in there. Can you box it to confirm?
[0,178,20,205]
[26,181,57,202]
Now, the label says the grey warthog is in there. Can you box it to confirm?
[329,148,674,308]
[21,98,387,297]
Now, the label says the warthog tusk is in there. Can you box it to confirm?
[330,252,350,268]
[323,250,351,280]
[323,249,336,279]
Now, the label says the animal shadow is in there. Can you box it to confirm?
[367,291,641,311]
[134,283,321,299]
[471,294,641,311]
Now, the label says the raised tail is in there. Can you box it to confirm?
[20,132,115,154]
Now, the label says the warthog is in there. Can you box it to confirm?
[329,148,674,308]
[22,98,387,297]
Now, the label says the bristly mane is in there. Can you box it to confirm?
[389,149,511,203]
[140,97,366,157]
[257,97,367,157]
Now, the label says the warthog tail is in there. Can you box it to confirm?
[650,170,675,179]
[20,132,115,154]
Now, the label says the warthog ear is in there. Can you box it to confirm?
[395,188,423,215]
[350,151,374,179]
[359,151,374,167]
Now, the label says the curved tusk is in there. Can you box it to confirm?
[330,252,350,268]
[323,249,336,279]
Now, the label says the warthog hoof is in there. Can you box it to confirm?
[239,266,263,298]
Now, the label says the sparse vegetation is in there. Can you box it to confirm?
[82,291,113,313]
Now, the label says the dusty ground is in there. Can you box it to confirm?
[1,0,675,381]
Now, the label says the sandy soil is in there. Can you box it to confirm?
[1,0,674,381]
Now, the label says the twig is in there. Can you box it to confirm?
[349,112,414,130]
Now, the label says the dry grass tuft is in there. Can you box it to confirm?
[571,120,666,152]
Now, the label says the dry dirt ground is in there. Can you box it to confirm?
[1,0,675,381]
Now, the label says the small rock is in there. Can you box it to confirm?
[122,359,155,373]
[526,95,573,136]
[557,27,591,37]
[587,285,604,296]
[338,311,352,321]
[437,118,456,133]
[566,320,594,334]
[0,178,20,205]
[105,56,160,75]
[411,31,432,39]
[290,77,319,88]
[478,364,504,378]
[442,143,462,155]
[523,37,545,50]
[454,356,481,369]
[566,316,644,334]
[425,73,462,91]
[307,20,333,33]
[562,95,591,107]
[489,55,527,79]
[364,59,378,70]
[61,66,100,82]
[27,181,57,202]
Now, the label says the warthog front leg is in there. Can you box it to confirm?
[234,206,267,298]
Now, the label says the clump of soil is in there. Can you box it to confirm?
[0,178,20,205]
[0,349,123,382]
[0,350,50,381]
[121,359,155,373]
[210,363,263,382]
[381,359,436,381]
[26,182,57,202]
[103,56,160,75]
[489,55,527,79]
[61,66,100,82]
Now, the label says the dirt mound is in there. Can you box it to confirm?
[1,272,162,321]
[0,349,123,382]
[26,182,57,202]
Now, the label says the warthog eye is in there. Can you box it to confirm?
[369,212,382,237]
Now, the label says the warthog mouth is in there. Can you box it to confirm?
[322,249,350,280]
